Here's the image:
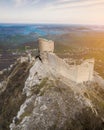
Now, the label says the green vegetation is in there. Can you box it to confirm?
[86,83,104,118]
[0,62,30,130]
[69,108,104,130]
[31,78,57,96]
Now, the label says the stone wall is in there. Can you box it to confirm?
[38,38,54,53]
[76,59,94,83]
[38,38,94,83]
[45,53,94,83]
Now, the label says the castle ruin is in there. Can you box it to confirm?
[38,38,94,83]
[38,38,54,53]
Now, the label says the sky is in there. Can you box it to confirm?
[0,0,104,25]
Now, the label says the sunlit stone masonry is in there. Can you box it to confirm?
[38,38,94,83]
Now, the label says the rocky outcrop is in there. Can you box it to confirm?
[9,53,104,130]
[0,53,104,130]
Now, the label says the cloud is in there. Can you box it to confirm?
[49,0,104,10]
[13,0,40,7]
[0,0,104,24]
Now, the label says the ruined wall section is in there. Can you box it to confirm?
[47,53,77,82]
[76,59,94,83]
[46,53,94,83]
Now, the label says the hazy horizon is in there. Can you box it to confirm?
[0,22,104,26]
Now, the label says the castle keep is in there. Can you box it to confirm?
[38,38,94,83]
[38,38,54,53]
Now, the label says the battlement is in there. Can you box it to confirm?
[38,38,54,53]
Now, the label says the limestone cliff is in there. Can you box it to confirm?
[0,53,104,130]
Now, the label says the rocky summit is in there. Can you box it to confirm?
[0,38,104,130]
[0,50,104,130]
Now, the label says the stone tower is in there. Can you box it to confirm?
[38,38,54,53]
